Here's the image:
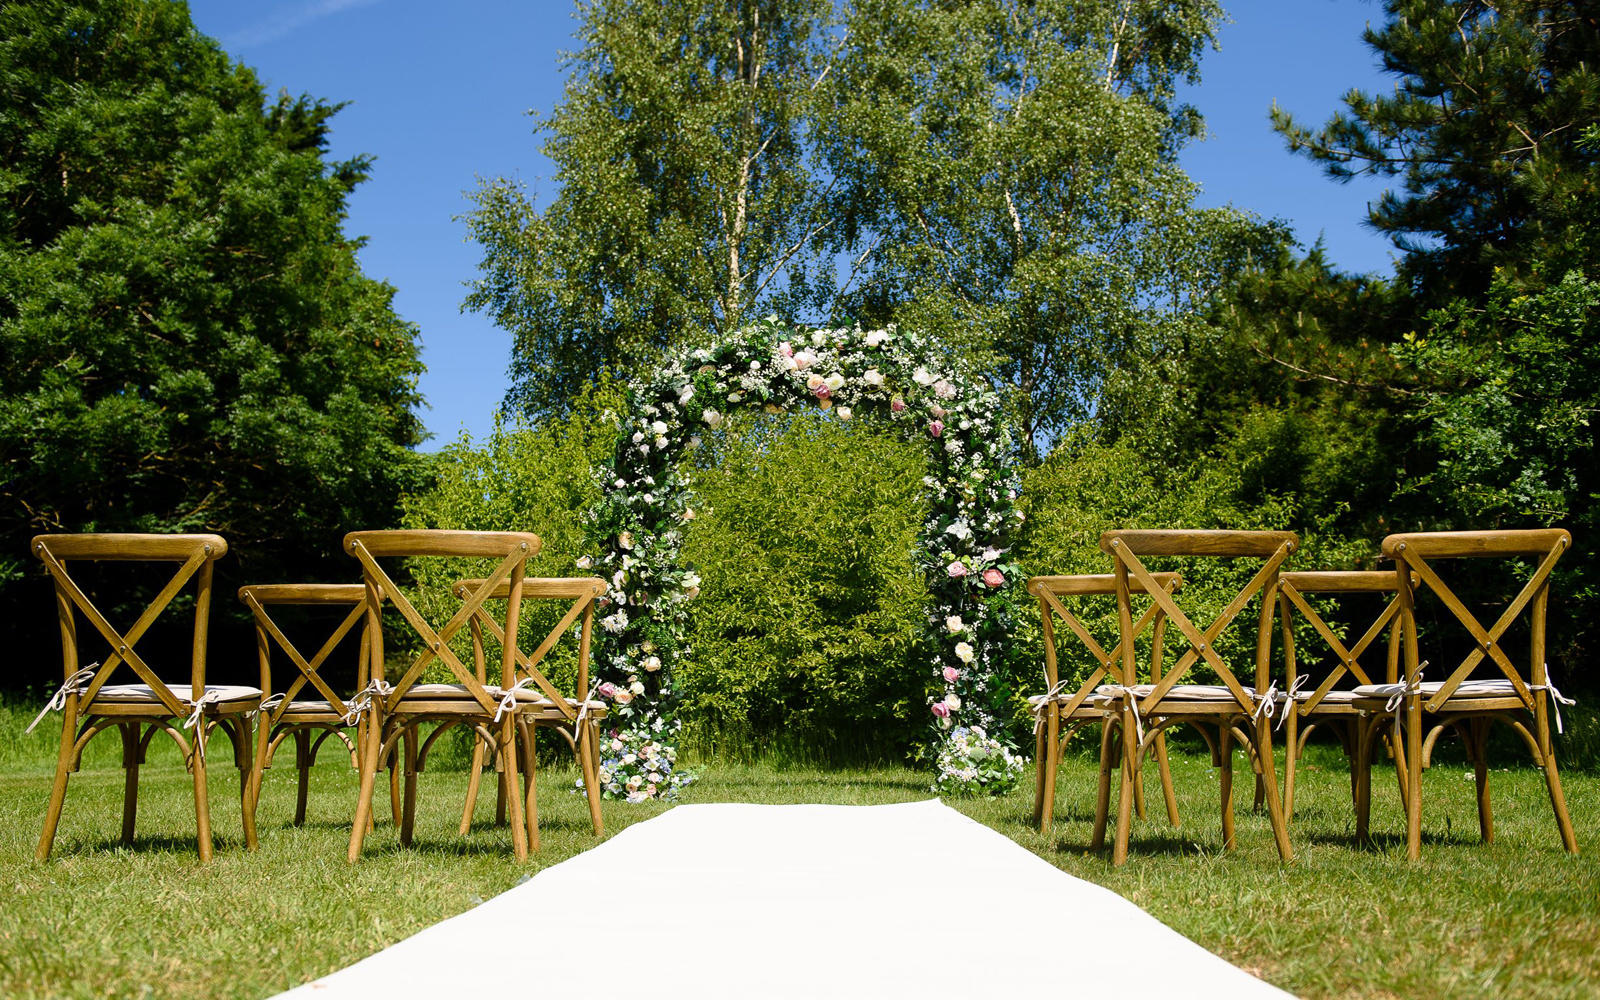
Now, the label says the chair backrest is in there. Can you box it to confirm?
[1277,570,1405,712]
[1100,529,1299,712]
[453,576,608,722]
[1382,528,1571,712]
[1028,573,1182,714]
[237,584,369,726]
[343,530,541,714]
[31,533,228,715]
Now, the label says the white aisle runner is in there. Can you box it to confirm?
[277,800,1294,999]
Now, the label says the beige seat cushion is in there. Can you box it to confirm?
[1352,679,1517,700]
[91,683,262,704]
[1297,689,1361,704]
[398,684,598,708]
[1094,683,1256,703]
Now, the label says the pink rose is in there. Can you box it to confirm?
[929,420,944,438]
[931,701,951,719]
[947,561,968,578]
[934,379,957,399]
[794,351,816,370]
[814,384,831,400]
[943,666,961,683]
[779,341,794,357]
[614,690,634,704]
[890,398,907,413]
[597,682,618,699]
[983,568,1005,587]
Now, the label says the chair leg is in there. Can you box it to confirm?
[1470,718,1493,843]
[294,729,313,827]
[1038,711,1060,834]
[1254,713,1293,861]
[191,726,214,863]
[1354,716,1373,843]
[1218,723,1235,852]
[499,717,529,861]
[120,723,141,845]
[579,721,605,837]
[1283,713,1300,820]
[1091,720,1114,851]
[399,726,419,848]
[1251,772,1265,813]
[1541,745,1580,854]
[388,743,403,826]
[520,721,539,853]
[234,717,258,852]
[347,717,385,863]
[1030,717,1049,830]
[1154,730,1180,827]
[459,733,488,836]
[1404,704,1423,860]
[1112,708,1138,866]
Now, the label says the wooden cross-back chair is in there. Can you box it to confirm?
[1276,571,1409,823]
[1027,573,1183,838]
[1099,529,1298,864]
[239,584,373,828]
[343,529,543,862]
[1353,529,1579,859]
[31,533,261,861]
[445,576,609,845]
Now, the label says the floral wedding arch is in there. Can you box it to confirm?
[579,318,1027,800]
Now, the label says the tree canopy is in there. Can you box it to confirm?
[467,0,1262,454]
[0,0,427,675]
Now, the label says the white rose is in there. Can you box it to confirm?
[864,330,888,347]
[863,369,884,386]
[945,615,964,633]
[678,385,694,405]
[811,330,826,346]
[629,680,646,695]
[836,406,852,421]
[654,436,668,449]
[780,355,799,372]
[806,372,825,390]
[703,409,724,428]
[643,655,662,672]
[650,420,669,435]
[683,572,701,588]
[944,693,961,710]
[824,373,845,391]
[912,367,935,386]
[618,530,634,550]
[955,641,975,664]
[631,431,644,444]
[793,350,817,370]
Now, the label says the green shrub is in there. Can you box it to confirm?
[678,411,932,764]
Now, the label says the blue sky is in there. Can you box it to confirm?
[186,0,1398,449]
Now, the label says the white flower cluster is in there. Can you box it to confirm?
[577,318,1026,800]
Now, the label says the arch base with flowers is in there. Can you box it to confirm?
[578,317,1028,801]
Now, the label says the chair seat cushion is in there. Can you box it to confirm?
[1296,689,1361,704]
[400,684,600,709]
[1352,679,1517,700]
[1093,683,1255,703]
[91,683,262,704]
[279,699,339,714]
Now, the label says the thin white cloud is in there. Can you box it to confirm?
[224,0,383,49]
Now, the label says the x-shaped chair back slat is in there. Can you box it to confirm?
[344,531,540,714]
[453,577,607,724]
[1383,529,1569,712]
[1101,530,1298,713]
[1278,571,1406,712]
[32,534,227,717]
[239,585,369,725]
[1029,573,1182,715]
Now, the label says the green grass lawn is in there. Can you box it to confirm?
[1,704,1596,1000]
